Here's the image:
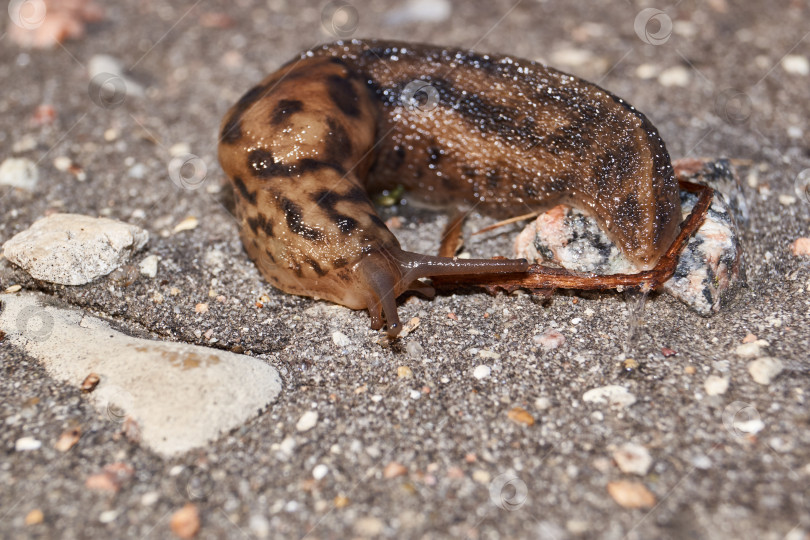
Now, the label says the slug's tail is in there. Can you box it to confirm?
[356,246,528,337]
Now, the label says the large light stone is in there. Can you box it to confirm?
[0,292,282,456]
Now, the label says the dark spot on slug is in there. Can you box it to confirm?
[334,215,358,233]
[326,117,353,160]
[485,169,501,190]
[264,249,276,263]
[368,213,387,229]
[233,176,257,204]
[333,257,348,268]
[270,99,304,125]
[390,145,406,170]
[427,145,442,165]
[281,198,324,241]
[298,158,346,176]
[305,257,328,276]
[249,149,287,178]
[326,74,360,117]
[247,213,274,238]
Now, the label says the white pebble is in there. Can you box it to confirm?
[478,349,500,360]
[473,365,491,379]
[779,194,797,206]
[704,375,729,396]
[748,357,784,385]
[296,410,319,432]
[99,510,119,524]
[0,157,39,190]
[534,397,551,410]
[533,329,566,351]
[312,464,329,480]
[249,514,270,538]
[53,156,72,171]
[139,255,159,278]
[331,331,351,348]
[657,65,691,87]
[635,63,658,79]
[613,443,652,476]
[734,339,769,358]
[15,436,41,451]
[582,385,637,409]
[735,417,765,434]
[405,341,423,359]
[409,390,421,400]
[782,54,810,75]
[691,454,712,470]
[140,491,159,506]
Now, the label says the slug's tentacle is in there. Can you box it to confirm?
[356,246,528,335]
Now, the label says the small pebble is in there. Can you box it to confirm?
[607,481,656,509]
[195,303,209,314]
[734,339,769,357]
[99,510,119,524]
[24,509,44,525]
[507,407,535,426]
[331,331,351,347]
[4,284,22,293]
[15,437,42,451]
[742,333,757,343]
[383,462,407,479]
[748,357,784,385]
[534,397,551,410]
[296,410,319,432]
[141,491,160,506]
[172,216,199,234]
[778,194,797,206]
[472,365,491,379]
[471,469,491,484]
[657,65,691,87]
[354,517,385,536]
[478,349,500,360]
[582,385,637,409]
[533,329,565,351]
[613,443,652,476]
[397,366,413,378]
[791,238,810,257]
[170,503,200,540]
[704,375,729,396]
[139,255,159,278]
[782,54,810,75]
[54,428,81,452]
[691,454,713,470]
[249,514,270,538]
[0,157,39,190]
[312,464,329,480]
[734,417,765,434]
[405,341,423,359]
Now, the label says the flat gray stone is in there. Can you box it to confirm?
[0,292,282,456]
[2,213,149,285]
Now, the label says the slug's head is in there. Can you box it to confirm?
[345,245,529,337]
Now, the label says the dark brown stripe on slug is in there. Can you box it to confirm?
[247,213,274,237]
[304,257,328,276]
[281,198,324,241]
[249,149,345,178]
[270,99,304,125]
[326,118,353,160]
[233,176,257,204]
[326,74,361,117]
[221,83,268,144]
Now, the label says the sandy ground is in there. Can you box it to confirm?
[1,0,809,538]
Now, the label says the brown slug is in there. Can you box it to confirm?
[217,39,681,336]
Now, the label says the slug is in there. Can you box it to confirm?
[218,39,681,336]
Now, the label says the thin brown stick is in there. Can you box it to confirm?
[438,211,467,258]
[470,211,540,236]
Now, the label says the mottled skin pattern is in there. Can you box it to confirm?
[218,39,682,336]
